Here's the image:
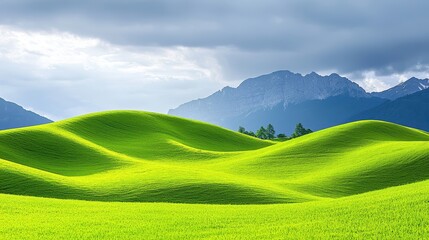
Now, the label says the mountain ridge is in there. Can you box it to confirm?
[169,70,369,127]
[0,97,52,130]
[371,77,429,100]
[351,88,429,131]
[169,70,429,133]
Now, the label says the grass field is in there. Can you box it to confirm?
[0,110,428,238]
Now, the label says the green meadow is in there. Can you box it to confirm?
[0,110,428,239]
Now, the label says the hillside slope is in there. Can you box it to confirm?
[0,110,428,204]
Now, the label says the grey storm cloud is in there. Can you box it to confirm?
[0,0,429,119]
[0,0,429,79]
[0,0,429,77]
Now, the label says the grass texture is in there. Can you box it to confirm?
[1,179,428,239]
[0,110,428,238]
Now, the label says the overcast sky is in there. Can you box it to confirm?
[0,0,428,119]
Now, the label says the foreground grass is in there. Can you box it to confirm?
[1,179,428,239]
[0,110,428,239]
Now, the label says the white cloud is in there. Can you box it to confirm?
[354,71,391,93]
[351,70,429,93]
[0,23,428,121]
[0,25,225,120]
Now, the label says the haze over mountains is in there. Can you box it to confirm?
[352,88,429,131]
[0,97,52,130]
[169,71,429,133]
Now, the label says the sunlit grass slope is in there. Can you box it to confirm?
[1,179,428,239]
[0,110,428,204]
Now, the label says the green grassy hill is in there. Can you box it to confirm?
[0,110,428,238]
[0,110,428,204]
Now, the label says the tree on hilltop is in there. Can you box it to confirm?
[292,123,312,138]
[266,124,275,139]
[238,126,246,134]
[256,126,268,139]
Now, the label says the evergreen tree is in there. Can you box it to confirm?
[256,126,268,139]
[238,126,246,134]
[293,123,305,137]
[292,123,313,138]
[266,124,275,139]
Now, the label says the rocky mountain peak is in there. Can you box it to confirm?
[169,70,368,124]
[371,77,429,100]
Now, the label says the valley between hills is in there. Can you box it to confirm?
[1,110,428,239]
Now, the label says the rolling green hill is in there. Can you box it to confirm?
[0,110,428,238]
[0,110,428,204]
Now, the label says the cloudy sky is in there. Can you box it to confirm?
[0,0,428,119]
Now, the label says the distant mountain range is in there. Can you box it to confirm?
[169,71,370,130]
[351,88,429,131]
[0,97,52,130]
[370,77,429,100]
[226,95,386,134]
[169,70,429,133]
